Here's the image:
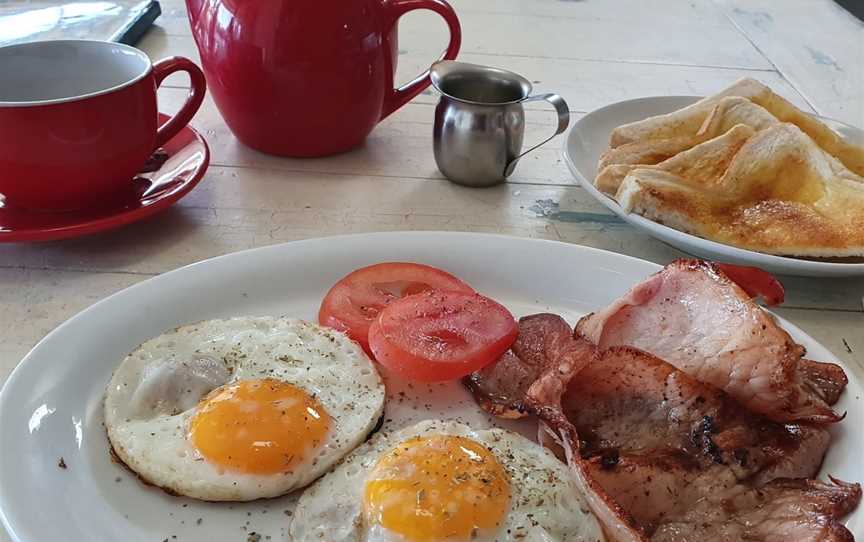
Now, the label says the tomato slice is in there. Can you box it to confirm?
[368,290,518,382]
[319,262,474,352]
[715,263,785,306]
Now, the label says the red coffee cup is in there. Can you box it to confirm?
[0,40,206,211]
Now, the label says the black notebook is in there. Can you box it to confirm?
[836,0,864,22]
[0,0,161,47]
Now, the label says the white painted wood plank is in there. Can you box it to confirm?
[390,53,807,112]
[155,0,732,32]
[149,63,812,187]
[147,1,772,69]
[150,0,191,35]
[2,164,862,311]
[714,0,864,126]
[0,268,145,386]
[401,7,770,68]
[141,34,808,112]
[156,90,575,186]
[430,0,732,24]
[0,168,626,274]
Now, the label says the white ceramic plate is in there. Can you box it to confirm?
[0,232,860,541]
[564,96,864,277]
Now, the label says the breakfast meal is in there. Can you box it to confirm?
[101,260,860,540]
[594,78,864,258]
[6,3,862,542]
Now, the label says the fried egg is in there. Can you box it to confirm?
[290,420,605,541]
[104,317,385,501]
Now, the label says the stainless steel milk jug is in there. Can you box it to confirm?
[430,60,569,187]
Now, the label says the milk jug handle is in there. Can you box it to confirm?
[504,93,570,177]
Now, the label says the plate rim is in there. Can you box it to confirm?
[0,231,858,540]
[563,95,864,276]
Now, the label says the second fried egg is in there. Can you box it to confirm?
[290,420,605,541]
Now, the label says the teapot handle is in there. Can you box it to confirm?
[380,0,461,120]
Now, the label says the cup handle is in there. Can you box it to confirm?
[380,0,461,120]
[504,93,570,177]
[152,57,207,149]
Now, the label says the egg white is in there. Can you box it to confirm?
[289,419,606,541]
[104,317,385,501]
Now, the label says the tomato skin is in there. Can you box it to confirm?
[318,262,474,352]
[368,290,518,382]
[715,263,785,306]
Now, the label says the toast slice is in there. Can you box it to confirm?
[615,123,864,257]
[609,78,864,176]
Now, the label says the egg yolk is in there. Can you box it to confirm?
[363,435,510,541]
[189,378,330,475]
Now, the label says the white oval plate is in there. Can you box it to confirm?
[0,232,860,541]
[564,96,864,277]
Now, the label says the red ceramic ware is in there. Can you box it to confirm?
[0,40,206,211]
[186,0,461,157]
[0,114,210,243]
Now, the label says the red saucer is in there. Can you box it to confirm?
[0,114,209,242]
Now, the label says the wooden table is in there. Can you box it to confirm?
[1,2,862,539]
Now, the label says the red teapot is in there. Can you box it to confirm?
[186,0,461,157]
